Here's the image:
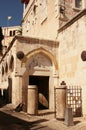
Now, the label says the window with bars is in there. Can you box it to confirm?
[66,86,82,117]
[73,0,82,9]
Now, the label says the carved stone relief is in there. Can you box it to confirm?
[26,53,52,70]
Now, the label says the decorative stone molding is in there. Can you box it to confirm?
[21,47,58,70]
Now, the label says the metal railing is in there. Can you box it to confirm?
[54,85,82,118]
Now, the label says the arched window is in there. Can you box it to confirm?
[2,66,4,75]
[5,63,8,73]
[9,55,14,72]
[75,0,82,8]
[74,0,82,8]
[9,31,12,36]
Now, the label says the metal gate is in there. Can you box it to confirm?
[54,86,82,118]
[66,86,82,117]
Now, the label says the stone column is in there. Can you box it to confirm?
[12,67,26,106]
[50,72,59,110]
[27,85,38,115]
[55,81,66,119]
[12,75,22,106]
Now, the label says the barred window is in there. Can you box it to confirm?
[74,0,82,8]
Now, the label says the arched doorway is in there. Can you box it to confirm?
[22,48,58,113]
[26,52,52,111]
[29,75,49,110]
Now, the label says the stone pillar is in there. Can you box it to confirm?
[51,72,59,110]
[64,107,74,126]
[27,85,38,115]
[56,81,66,119]
[53,73,59,86]
[12,75,22,106]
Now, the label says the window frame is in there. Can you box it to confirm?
[73,0,82,10]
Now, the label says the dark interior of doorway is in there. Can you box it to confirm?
[0,78,12,107]
[29,76,49,110]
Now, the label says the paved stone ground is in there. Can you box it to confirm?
[0,109,54,130]
[0,105,86,130]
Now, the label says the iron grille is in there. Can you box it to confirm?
[66,86,82,117]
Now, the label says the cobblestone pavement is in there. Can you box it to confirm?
[0,105,86,130]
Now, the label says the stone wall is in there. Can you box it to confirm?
[22,0,59,40]
[22,0,86,40]
[0,35,59,110]
[58,12,86,115]
[16,36,59,110]
[59,0,84,27]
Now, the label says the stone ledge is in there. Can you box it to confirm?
[16,35,59,46]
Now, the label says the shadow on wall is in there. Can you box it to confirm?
[0,87,12,107]
[75,107,82,117]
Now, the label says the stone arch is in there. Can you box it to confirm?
[21,47,59,112]
[22,47,58,70]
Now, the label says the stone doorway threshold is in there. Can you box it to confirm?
[38,109,55,119]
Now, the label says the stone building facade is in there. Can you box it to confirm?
[2,26,21,47]
[58,9,86,117]
[0,0,86,118]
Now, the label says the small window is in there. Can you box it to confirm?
[75,0,82,8]
[33,4,38,15]
[9,31,12,36]
[9,55,14,72]
[5,63,8,73]
[2,66,4,75]
[73,0,82,9]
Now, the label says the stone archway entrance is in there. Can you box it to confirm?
[29,75,49,110]
[22,48,59,114]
